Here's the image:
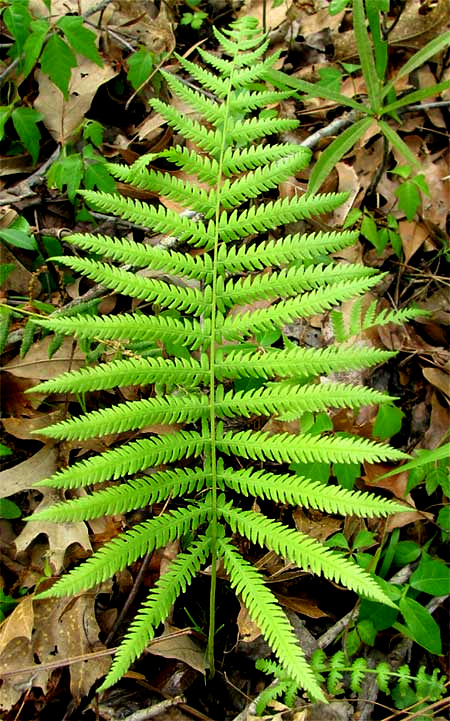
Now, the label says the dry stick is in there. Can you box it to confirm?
[109,696,187,721]
[0,146,61,206]
[104,550,153,647]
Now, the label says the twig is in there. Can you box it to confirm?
[104,551,153,647]
[299,110,358,149]
[0,146,61,206]
[116,696,186,721]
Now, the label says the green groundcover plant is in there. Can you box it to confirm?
[25,17,423,699]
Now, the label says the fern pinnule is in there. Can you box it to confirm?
[28,17,415,699]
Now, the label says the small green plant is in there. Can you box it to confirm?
[264,0,450,195]
[255,653,447,715]
[0,0,103,165]
[24,18,423,699]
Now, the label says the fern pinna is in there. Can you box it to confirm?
[28,18,416,700]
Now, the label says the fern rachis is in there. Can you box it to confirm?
[27,18,416,701]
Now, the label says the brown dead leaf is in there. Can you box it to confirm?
[332,163,359,225]
[274,592,328,619]
[422,367,450,401]
[3,336,86,379]
[15,487,92,573]
[385,508,434,532]
[399,220,430,262]
[149,625,206,675]
[293,508,342,542]
[34,59,118,144]
[237,604,262,643]
[2,410,65,441]
[0,242,41,296]
[0,445,58,498]
[364,463,409,499]
[423,392,450,448]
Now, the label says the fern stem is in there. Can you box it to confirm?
[206,32,242,676]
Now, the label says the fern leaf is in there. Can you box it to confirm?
[150,98,222,155]
[221,505,395,606]
[80,190,215,247]
[221,143,311,176]
[216,383,393,420]
[216,346,396,381]
[222,264,378,308]
[29,355,207,395]
[35,431,206,488]
[221,276,383,339]
[218,428,407,465]
[35,313,210,350]
[220,538,325,701]
[219,194,349,241]
[220,467,405,517]
[161,145,219,184]
[170,54,230,98]
[64,232,212,281]
[217,229,359,272]
[55,257,210,316]
[99,535,211,691]
[36,503,209,597]
[29,468,209,522]
[39,393,211,441]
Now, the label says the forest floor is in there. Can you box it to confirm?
[0,1,449,720]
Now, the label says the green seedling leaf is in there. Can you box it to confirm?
[84,161,116,193]
[361,213,385,254]
[47,153,83,202]
[333,461,360,490]
[398,596,442,655]
[378,121,419,167]
[83,120,104,147]
[263,69,364,111]
[392,541,421,566]
[11,107,43,165]
[383,30,450,98]
[374,405,404,440]
[0,228,38,251]
[437,507,450,541]
[382,80,450,114]
[356,618,377,645]
[0,307,11,355]
[0,106,11,142]
[395,180,421,221]
[352,0,381,110]
[307,117,373,195]
[4,1,32,56]
[329,0,350,14]
[57,15,103,66]
[0,264,16,286]
[0,498,21,519]
[127,47,155,90]
[0,443,12,457]
[40,34,77,98]
[410,556,450,597]
[378,443,450,480]
[22,18,49,78]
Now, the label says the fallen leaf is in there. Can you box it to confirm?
[293,508,342,542]
[34,59,118,144]
[149,625,207,675]
[3,336,86,379]
[274,592,328,619]
[237,604,262,643]
[422,367,450,400]
[0,445,58,498]
[399,220,430,262]
[15,487,92,573]
[332,163,359,225]
[2,410,65,441]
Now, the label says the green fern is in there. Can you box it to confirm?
[256,653,446,714]
[26,18,415,700]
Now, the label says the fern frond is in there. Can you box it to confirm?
[332,298,426,342]
[56,258,209,316]
[35,313,210,350]
[221,144,311,176]
[217,229,359,272]
[220,539,325,701]
[218,153,311,209]
[99,535,211,691]
[218,193,349,241]
[216,383,393,420]
[29,355,207,395]
[161,145,219,184]
[221,276,383,339]
[162,70,225,124]
[218,429,407,465]
[220,505,396,607]
[35,430,205,488]
[36,502,209,597]
[29,468,209,522]
[65,232,212,281]
[150,98,222,154]
[222,263,377,308]
[197,44,270,78]
[39,393,211,441]
[216,346,396,381]
[80,190,214,247]
[170,54,230,98]
[220,467,405,517]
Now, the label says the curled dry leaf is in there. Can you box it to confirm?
[4,336,86,380]
[0,445,58,498]
[15,487,92,573]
